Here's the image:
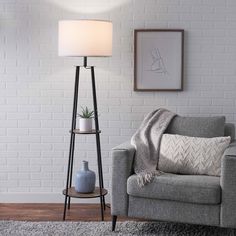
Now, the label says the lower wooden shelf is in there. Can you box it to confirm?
[62,187,108,199]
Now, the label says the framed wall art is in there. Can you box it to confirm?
[134,29,184,91]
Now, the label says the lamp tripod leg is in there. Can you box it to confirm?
[91,66,105,220]
[68,132,76,210]
[63,66,80,220]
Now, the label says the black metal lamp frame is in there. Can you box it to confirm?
[63,56,106,221]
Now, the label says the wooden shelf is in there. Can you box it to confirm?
[70,129,101,134]
[63,187,107,199]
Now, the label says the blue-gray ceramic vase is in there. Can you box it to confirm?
[75,161,96,193]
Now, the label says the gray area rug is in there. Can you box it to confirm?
[0,220,235,236]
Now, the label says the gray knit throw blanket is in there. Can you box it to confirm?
[131,109,176,187]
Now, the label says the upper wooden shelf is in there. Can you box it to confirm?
[70,129,101,134]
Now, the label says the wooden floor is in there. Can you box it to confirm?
[0,204,130,222]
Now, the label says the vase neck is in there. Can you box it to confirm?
[81,161,89,171]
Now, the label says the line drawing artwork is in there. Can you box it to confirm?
[149,47,168,75]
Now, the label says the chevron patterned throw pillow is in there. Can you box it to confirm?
[159,134,231,176]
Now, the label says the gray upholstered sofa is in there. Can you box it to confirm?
[111,116,236,231]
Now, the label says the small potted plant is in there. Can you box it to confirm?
[78,106,94,132]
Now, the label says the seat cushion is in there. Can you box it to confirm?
[166,116,225,138]
[127,174,221,204]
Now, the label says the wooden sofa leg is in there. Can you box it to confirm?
[112,215,117,231]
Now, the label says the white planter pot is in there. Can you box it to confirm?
[79,118,93,132]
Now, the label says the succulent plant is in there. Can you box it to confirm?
[78,106,94,119]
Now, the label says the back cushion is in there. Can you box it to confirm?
[166,116,225,138]
[224,123,235,140]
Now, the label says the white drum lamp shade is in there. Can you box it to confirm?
[58,20,112,57]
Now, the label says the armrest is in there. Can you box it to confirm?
[220,140,236,228]
[111,142,135,216]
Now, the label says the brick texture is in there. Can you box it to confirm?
[0,0,236,202]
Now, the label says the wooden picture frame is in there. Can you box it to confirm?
[134,29,184,91]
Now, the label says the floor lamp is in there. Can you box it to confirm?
[58,20,112,221]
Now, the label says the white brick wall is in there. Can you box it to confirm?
[0,0,236,203]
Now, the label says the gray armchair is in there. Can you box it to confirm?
[111,116,236,231]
